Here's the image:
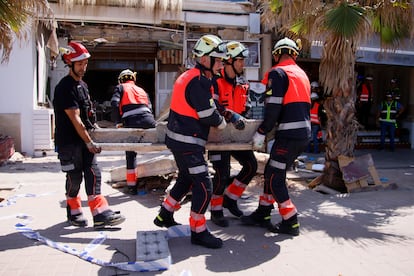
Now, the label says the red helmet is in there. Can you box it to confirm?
[61,41,91,64]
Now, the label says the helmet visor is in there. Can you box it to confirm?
[234,48,249,59]
[209,41,227,58]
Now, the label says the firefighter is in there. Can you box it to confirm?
[153,34,227,249]
[242,37,311,236]
[357,75,373,129]
[306,83,324,154]
[111,69,156,195]
[53,41,125,229]
[208,41,258,227]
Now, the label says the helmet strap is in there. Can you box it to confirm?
[231,62,241,77]
[69,62,82,80]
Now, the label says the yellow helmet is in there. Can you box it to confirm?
[118,69,136,83]
[192,34,227,59]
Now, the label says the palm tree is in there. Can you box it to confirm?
[0,0,182,64]
[258,0,413,192]
[0,0,54,63]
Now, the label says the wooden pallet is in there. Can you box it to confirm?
[338,154,392,193]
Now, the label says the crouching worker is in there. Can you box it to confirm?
[111,69,156,195]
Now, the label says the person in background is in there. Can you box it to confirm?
[242,37,311,236]
[111,69,156,195]
[389,78,401,101]
[357,75,373,129]
[388,78,404,135]
[306,82,324,154]
[53,41,125,229]
[153,34,227,249]
[377,92,404,151]
[209,41,258,227]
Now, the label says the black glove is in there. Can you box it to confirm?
[226,111,245,130]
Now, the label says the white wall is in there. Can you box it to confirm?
[0,35,37,155]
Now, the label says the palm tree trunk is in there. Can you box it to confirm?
[322,90,359,192]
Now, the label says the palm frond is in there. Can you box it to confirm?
[325,3,367,38]
[371,1,412,47]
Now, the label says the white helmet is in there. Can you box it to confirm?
[272,37,300,56]
[311,81,320,88]
[192,34,227,59]
[311,92,319,100]
[226,41,249,59]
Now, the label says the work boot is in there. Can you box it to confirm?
[223,194,243,217]
[240,205,272,228]
[210,210,229,227]
[269,215,300,236]
[66,206,88,227]
[93,210,125,229]
[191,230,223,249]
[153,206,181,228]
[126,185,137,195]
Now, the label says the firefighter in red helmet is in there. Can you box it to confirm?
[53,41,125,229]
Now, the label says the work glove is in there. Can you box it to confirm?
[217,117,227,130]
[223,110,246,130]
[86,141,102,154]
[252,131,265,151]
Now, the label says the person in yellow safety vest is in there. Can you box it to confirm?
[153,34,227,249]
[54,41,125,229]
[377,93,404,152]
[111,69,156,195]
[388,78,404,134]
[243,37,311,236]
[306,83,324,154]
[208,41,258,227]
[357,75,373,129]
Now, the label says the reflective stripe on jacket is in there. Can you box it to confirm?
[310,102,320,125]
[260,59,311,140]
[166,67,221,151]
[359,83,371,102]
[379,101,398,123]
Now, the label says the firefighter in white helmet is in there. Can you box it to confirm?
[242,37,310,236]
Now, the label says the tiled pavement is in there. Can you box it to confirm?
[0,149,413,276]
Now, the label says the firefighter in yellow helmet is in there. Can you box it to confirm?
[208,41,258,227]
[111,69,156,195]
[153,34,227,249]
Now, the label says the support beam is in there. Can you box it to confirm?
[91,119,261,151]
